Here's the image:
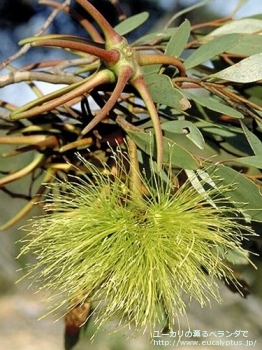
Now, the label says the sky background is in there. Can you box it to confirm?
[167,0,262,17]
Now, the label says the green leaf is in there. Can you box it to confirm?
[168,0,212,23]
[234,155,262,168]
[161,120,205,150]
[208,18,262,36]
[142,64,161,76]
[184,34,241,70]
[185,169,218,208]
[228,35,262,56]
[211,53,262,83]
[183,91,244,118]
[145,74,190,110]
[114,12,149,36]
[195,120,243,138]
[194,121,253,156]
[243,85,262,106]
[133,28,178,45]
[235,0,250,13]
[165,20,191,58]
[240,121,262,155]
[223,247,250,265]
[205,164,262,222]
[128,131,199,170]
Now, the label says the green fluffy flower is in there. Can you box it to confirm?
[18,151,255,334]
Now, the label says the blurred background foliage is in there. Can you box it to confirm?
[0,0,262,349]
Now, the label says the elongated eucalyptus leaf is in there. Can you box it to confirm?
[205,164,262,222]
[142,64,162,76]
[228,35,262,56]
[185,169,218,208]
[211,53,262,83]
[133,28,178,45]
[165,20,190,58]
[234,155,262,168]
[184,34,241,70]
[208,18,262,37]
[114,12,149,36]
[145,74,190,110]
[195,120,243,138]
[161,120,205,150]
[128,131,199,170]
[240,121,262,155]
[169,0,212,23]
[183,91,244,118]
[235,0,250,12]
[196,168,217,188]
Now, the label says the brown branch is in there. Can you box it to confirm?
[30,38,119,63]
[0,167,56,231]
[0,135,47,145]
[59,137,94,153]
[0,153,46,187]
[40,0,104,42]
[2,136,59,157]
[0,110,12,122]
[50,57,99,75]
[204,84,262,122]
[0,0,71,70]
[191,16,232,31]
[109,0,127,22]
[137,53,186,77]
[115,115,143,133]
[11,69,114,120]
[0,71,83,88]
[0,187,31,201]
[20,59,65,72]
